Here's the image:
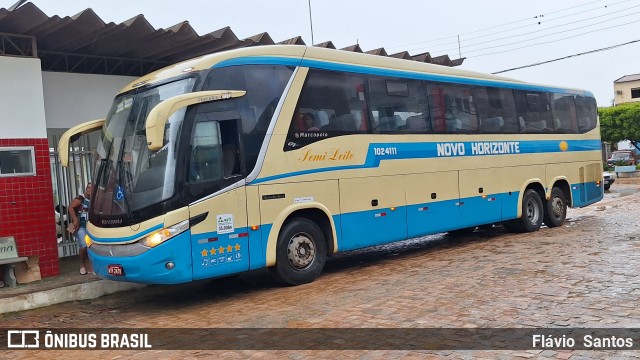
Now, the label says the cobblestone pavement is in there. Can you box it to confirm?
[3,181,640,359]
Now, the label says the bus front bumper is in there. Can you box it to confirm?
[87,230,193,284]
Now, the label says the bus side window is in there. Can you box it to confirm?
[514,91,553,133]
[368,76,430,134]
[284,69,367,151]
[475,86,518,133]
[204,64,295,173]
[551,94,578,133]
[575,96,597,133]
[190,121,222,183]
[219,119,241,178]
[427,82,478,133]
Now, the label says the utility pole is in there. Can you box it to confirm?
[308,0,315,45]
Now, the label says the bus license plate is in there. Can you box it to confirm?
[107,265,124,276]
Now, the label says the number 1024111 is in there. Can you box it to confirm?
[373,147,398,156]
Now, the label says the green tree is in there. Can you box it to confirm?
[598,102,640,151]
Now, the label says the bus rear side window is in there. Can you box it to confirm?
[575,96,597,133]
[551,94,578,134]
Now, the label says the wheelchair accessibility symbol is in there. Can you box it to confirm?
[115,186,125,200]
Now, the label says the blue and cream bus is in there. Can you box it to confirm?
[59,45,603,285]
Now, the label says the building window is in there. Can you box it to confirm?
[631,88,640,99]
[0,146,36,177]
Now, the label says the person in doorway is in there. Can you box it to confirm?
[69,183,94,275]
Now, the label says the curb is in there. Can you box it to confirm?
[0,280,146,314]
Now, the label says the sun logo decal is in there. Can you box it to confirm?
[559,141,569,152]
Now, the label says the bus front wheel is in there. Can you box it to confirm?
[543,187,567,228]
[273,217,327,286]
[503,189,543,233]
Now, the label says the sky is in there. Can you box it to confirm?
[5,0,640,107]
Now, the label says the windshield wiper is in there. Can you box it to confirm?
[116,138,133,220]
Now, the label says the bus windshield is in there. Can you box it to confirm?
[92,78,196,223]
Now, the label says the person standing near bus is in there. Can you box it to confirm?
[69,183,94,275]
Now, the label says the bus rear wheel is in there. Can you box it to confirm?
[503,189,543,233]
[273,217,326,286]
[543,187,567,228]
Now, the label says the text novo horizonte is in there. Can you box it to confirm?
[436,142,520,157]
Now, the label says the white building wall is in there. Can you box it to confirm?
[614,80,640,105]
[0,56,47,138]
[42,72,135,129]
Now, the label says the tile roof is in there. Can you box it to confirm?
[614,74,640,83]
[0,2,464,76]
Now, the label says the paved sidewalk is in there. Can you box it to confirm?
[0,256,144,314]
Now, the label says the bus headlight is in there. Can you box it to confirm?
[140,220,189,248]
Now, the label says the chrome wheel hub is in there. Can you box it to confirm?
[287,233,316,269]
[526,199,540,223]
[551,197,564,218]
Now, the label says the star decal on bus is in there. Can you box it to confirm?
[234,243,241,251]
[210,247,217,255]
[200,249,208,257]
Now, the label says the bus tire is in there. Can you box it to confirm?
[273,217,326,286]
[503,189,543,233]
[543,187,567,228]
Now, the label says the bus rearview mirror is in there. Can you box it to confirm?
[145,90,246,151]
[58,118,106,167]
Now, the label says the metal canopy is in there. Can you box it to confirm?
[0,2,464,76]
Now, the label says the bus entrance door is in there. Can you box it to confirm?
[189,188,250,280]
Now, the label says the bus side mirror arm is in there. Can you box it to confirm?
[58,118,106,167]
[145,90,246,151]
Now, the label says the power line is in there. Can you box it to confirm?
[459,0,610,36]
[455,9,640,56]
[462,0,632,43]
[424,0,634,51]
[491,39,640,74]
[420,1,640,54]
[388,0,608,50]
[473,18,640,58]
